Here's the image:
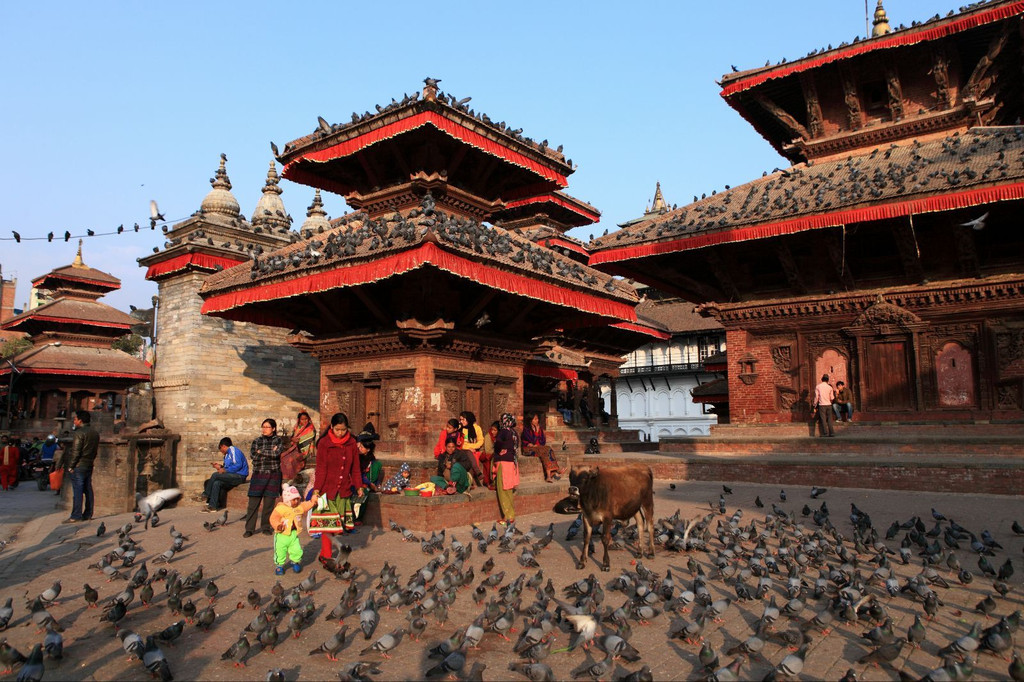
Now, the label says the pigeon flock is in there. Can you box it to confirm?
[588,127,1024,250]
[0,481,1021,681]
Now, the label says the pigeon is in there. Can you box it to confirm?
[221,635,250,667]
[135,489,181,529]
[509,662,554,681]
[97,522,106,537]
[360,598,380,640]
[258,625,280,653]
[309,626,348,661]
[360,628,405,658]
[0,599,12,629]
[14,644,43,682]
[338,661,383,682]
[570,654,612,680]
[142,635,173,681]
[118,630,145,660]
[857,639,905,666]
[42,628,63,660]
[155,620,185,645]
[38,581,62,605]
[425,645,466,678]
[960,211,989,230]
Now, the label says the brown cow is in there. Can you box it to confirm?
[566,463,655,571]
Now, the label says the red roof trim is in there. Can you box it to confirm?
[284,112,568,188]
[504,195,601,222]
[590,181,1024,265]
[610,321,671,341]
[201,243,636,324]
[544,238,591,258]
[2,315,132,331]
[721,2,1024,97]
[31,273,120,290]
[524,363,578,381]
[144,253,247,281]
[0,367,150,380]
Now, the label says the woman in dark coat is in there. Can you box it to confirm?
[492,412,520,525]
[244,418,283,537]
[311,413,363,562]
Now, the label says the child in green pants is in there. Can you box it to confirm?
[270,485,318,575]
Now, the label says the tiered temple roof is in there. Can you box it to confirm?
[199,195,637,334]
[1,244,150,385]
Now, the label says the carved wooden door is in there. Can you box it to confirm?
[363,386,380,432]
[466,387,482,420]
[865,340,913,410]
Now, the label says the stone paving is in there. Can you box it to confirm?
[0,477,1021,681]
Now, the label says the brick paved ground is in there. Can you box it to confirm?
[0,477,1020,681]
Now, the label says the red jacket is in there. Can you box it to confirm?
[433,429,464,458]
[313,431,361,498]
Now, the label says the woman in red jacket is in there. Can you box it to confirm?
[311,413,363,563]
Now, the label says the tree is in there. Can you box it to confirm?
[112,333,144,356]
[0,336,31,360]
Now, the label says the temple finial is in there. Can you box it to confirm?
[872,0,891,37]
[72,239,85,268]
[651,182,668,213]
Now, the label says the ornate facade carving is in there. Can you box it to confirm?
[841,70,862,130]
[851,297,923,335]
[800,74,824,138]
[710,278,1024,328]
[387,388,403,416]
[931,48,951,109]
[770,345,793,372]
[885,65,904,121]
[443,389,461,416]
[997,382,1021,409]
[494,392,509,415]
[776,385,799,411]
[995,329,1024,372]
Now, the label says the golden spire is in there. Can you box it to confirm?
[872,0,891,37]
[72,239,85,268]
[651,182,668,213]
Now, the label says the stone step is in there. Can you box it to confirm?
[365,481,570,532]
[709,420,1024,439]
[543,427,644,444]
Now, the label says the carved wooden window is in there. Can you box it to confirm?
[861,80,887,117]
[935,341,976,408]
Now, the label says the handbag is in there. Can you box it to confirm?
[280,444,306,481]
[49,468,64,491]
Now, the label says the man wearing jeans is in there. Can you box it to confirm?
[832,381,854,422]
[200,437,249,512]
[811,374,837,438]
[63,410,99,523]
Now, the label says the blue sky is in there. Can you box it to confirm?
[0,1,959,312]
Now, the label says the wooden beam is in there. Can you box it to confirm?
[458,290,498,328]
[353,288,392,328]
[751,94,808,140]
[704,251,742,303]
[966,23,1011,98]
[774,242,807,295]
[309,295,347,331]
[502,300,539,333]
[356,151,381,189]
[892,220,925,284]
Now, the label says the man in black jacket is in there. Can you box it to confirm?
[62,410,99,523]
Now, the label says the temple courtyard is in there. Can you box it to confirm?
[0,475,1020,681]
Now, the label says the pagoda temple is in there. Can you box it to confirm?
[0,242,151,430]
[198,78,648,454]
[590,0,1024,424]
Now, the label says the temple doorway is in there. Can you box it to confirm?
[865,339,914,410]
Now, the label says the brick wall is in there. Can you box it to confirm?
[153,273,320,492]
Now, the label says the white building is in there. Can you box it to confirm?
[606,296,725,440]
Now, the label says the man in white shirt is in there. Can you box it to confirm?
[812,374,837,438]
